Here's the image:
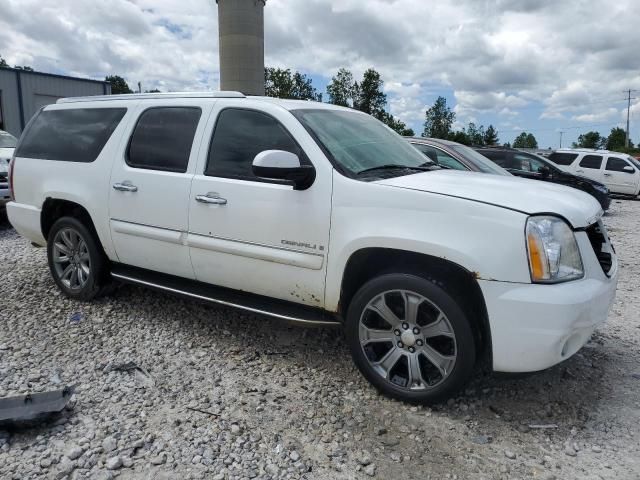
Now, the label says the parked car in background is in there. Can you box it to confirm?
[406,137,510,175]
[0,130,17,207]
[476,147,610,211]
[548,148,640,197]
[7,93,618,403]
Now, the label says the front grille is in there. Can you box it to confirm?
[586,222,612,275]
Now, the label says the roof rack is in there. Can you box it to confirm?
[57,91,246,104]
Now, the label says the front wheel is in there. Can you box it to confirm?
[346,273,476,404]
[47,216,111,301]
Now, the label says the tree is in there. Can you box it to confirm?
[353,68,387,120]
[326,68,356,107]
[380,112,414,136]
[423,96,455,139]
[465,122,485,146]
[484,125,499,145]
[573,131,605,149]
[0,55,7,67]
[106,75,133,94]
[606,127,629,150]
[264,68,321,101]
[448,130,471,145]
[513,132,538,148]
[145,89,162,93]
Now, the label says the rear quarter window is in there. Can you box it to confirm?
[548,152,578,166]
[15,108,127,162]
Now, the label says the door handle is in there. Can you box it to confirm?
[576,170,584,173]
[113,182,138,192]
[603,173,612,177]
[195,193,227,205]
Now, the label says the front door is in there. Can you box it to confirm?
[109,100,210,279]
[187,101,332,307]
[603,156,639,195]
[574,154,604,183]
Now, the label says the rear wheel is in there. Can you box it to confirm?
[346,273,476,403]
[47,217,112,300]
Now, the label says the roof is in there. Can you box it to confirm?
[405,136,460,146]
[58,91,246,104]
[555,148,611,154]
[56,92,354,112]
[0,66,109,86]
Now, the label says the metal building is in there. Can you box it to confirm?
[0,67,111,138]
[217,0,266,96]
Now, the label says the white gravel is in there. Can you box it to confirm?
[0,199,638,479]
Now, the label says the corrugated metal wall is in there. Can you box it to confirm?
[0,68,111,138]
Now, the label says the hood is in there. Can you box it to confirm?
[375,170,602,228]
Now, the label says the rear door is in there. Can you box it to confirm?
[574,154,604,183]
[604,155,640,194]
[109,100,211,278]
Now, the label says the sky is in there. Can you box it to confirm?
[1,0,639,148]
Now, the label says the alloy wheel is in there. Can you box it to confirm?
[51,227,91,291]
[359,290,457,390]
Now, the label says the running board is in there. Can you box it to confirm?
[110,264,341,327]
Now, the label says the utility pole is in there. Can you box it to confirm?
[559,131,563,149]
[626,89,631,148]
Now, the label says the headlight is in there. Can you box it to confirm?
[526,216,583,283]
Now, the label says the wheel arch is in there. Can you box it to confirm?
[41,198,104,249]
[339,247,492,367]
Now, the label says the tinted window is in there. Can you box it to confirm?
[579,155,603,169]
[412,144,467,170]
[514,153,548,173]
[548,152,578,165]
[479,150,509,167]
[606,157,635,172]
[206,109,306,180]
[127,107,201,173]
[0,131,17,148]
[16,108,126,162]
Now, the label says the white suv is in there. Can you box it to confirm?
[549,148,640,196]
[7,93,618,403]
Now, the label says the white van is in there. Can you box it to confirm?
[548,148,640,196]
[7,92,618,403]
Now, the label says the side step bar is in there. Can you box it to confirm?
[110,264,341,327]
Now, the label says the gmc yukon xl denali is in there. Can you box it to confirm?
[7,92,618,403]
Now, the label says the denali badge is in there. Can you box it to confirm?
[281,240,324,251]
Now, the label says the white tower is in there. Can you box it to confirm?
[216,0,266,95]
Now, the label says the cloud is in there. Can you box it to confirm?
[0,0,639,140]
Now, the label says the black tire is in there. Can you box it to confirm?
[46,216,113,301]
[346,273,476,404]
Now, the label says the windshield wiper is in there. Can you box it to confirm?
[357,164,435,176]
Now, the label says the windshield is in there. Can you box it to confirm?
[292,109,432,176]
[626,155,640,169]
[0,131,17,148]
[450,145,511,175]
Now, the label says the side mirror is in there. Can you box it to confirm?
[623,165,635,173]
[252,150,315,190]
[538,166,551,177]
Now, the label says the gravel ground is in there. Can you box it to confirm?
[0,200,638,480]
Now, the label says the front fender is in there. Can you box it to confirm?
[324,173,531,311]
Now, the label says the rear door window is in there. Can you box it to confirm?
[127,107,202,173]
[548,152,578,165]
[15,108,126,162]
[579,155,603,169]
[606,157,635,172]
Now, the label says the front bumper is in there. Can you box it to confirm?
[480,231,618,372]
